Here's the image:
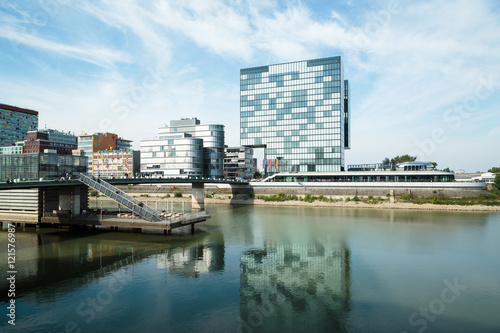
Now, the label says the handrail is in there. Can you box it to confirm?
[78,173,163,222]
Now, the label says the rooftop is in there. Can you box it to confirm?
[0,103,39,116]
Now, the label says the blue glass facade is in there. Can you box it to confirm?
[0,104,38,147]
[240,56,350,173]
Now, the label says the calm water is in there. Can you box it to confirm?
[1,205,500,333]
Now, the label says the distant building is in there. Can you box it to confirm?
[0,151,87,181]
[141,132,203,178]
[471,172,496,184]
[0,141,24,155]
[224,146,254,179]
[348,163,392,171]
[141,118,225,178]
[92,149,140,178]
[24,128,77,155]
[77,132,132,173]
[395,162,435,171]
[253,158,258,174]
[0,103,38,147]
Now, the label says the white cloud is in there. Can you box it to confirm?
[0,25,133,67]
[1,0,499,172]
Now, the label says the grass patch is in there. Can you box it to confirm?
[398,192,500,206]
[256,193,300,202]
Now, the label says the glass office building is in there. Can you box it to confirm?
[0,152,87,181]
[240,56,350,174]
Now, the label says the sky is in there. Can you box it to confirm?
[0,0,499,172]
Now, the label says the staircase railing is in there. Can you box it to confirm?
[297,181,310,193]
[79,173,162,222]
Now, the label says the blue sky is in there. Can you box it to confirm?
[1,0,499,172]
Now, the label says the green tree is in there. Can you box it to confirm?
[494,174,500,190]
[429,162,438,168]
[488,167,500,173]
[382,157,391,169]
[390,154,417,170]
[443,167,451,172]
[253,171,262,179]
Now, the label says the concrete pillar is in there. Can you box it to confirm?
[58,186,81,217]
[191,182,205,211]
[389,189,395,204]
[73,186,81,216]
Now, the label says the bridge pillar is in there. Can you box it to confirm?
[191,183,205,211]
[58,186,81,217]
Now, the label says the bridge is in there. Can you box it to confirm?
[0,174,249,234]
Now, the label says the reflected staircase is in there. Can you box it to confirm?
[79,173,163,222]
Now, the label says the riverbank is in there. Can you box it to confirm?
[207,197,500,211]
[90,194,500,212]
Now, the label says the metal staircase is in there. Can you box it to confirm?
[79,173,162,222]
[297,181,310,193]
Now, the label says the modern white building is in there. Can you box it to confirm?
[224,146,254,179]
[141,118,225,178]
[0,141,24,155]
[472,172,496,184]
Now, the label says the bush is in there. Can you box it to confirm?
[368,195,373,200]
[248,191,255,198]
[490,186,500,196]
[353,195,361,202]
[304,193,314,202]
[431,197,440,204]
[89,190,98,197]
[174,191,182,198]
[400,194,411,201]
[345,197,351,202]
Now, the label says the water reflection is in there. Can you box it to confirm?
[1,205,499,333]
[156,240,225,278]
[239,240,351,332]
[0,226,225,303]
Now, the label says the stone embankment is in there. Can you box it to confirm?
[206,197,500,212]
[93,192,500,212]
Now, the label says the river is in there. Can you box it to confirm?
[1,205,499,332]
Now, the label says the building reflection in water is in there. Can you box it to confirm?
[239,240,351,332]
[156,239,225,278]
[0,227,225,303]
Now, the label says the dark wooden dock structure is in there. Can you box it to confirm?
[38,211,210,234]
